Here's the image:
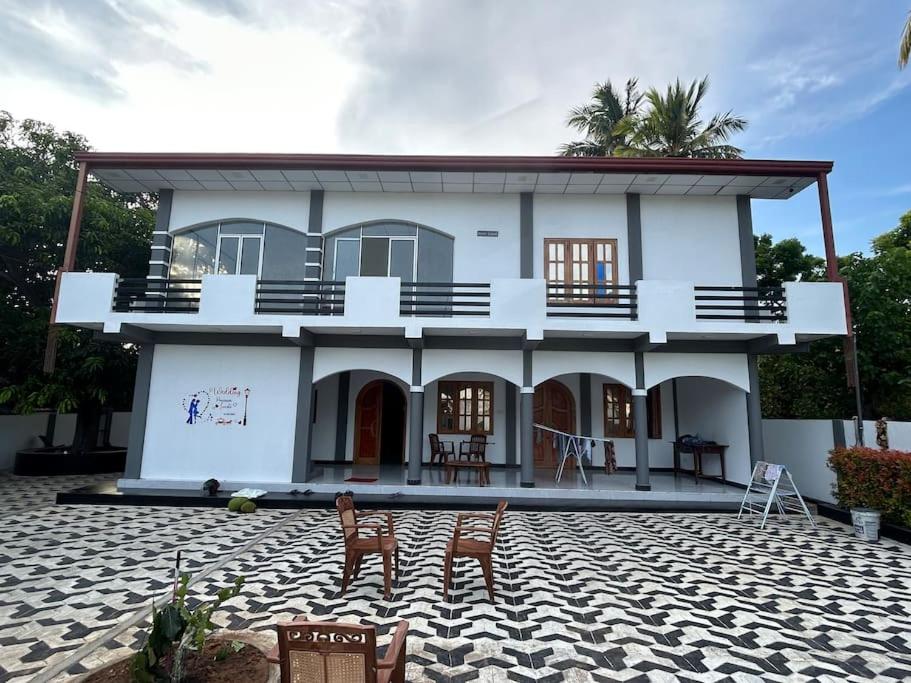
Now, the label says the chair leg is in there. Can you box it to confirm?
[382,551,393,599]
[442,551,453,601]
[479,555,495,601]
[341,552,354,595]
[352,556,363,580]
[394,544,400,579]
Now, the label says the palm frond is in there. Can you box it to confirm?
[900,11,911,68]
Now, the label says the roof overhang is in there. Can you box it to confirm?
[76,153,832,200]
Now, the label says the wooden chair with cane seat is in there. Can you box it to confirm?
[270,619,409,683]
[458,433,488,461]
[336,495,399,599]
[428,433,455,466]
[442,500,508,601]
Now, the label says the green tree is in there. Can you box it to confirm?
[753,234,825,287]
[0,111,154,452]
[758,216,911,421]
[558,79,643,157]
[614,77,747,159]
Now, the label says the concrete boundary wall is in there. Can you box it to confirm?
[0,413,131,471]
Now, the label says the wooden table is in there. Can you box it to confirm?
[444,458,490,486]
[672,441,728,484]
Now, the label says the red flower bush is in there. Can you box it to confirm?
[828,447,911,526]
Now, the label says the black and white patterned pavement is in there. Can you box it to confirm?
[1,473,909,682]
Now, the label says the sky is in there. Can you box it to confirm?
[1,0,909,256]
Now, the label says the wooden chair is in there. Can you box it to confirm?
[336,495,399,599]
[459,433,487,461]
[271,618,409,683]
[443,501,508,601]
[428,433,454,466]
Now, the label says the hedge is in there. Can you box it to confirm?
[828,447,911,527]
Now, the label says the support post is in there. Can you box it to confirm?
[746,354,764,467]
[520,192,533,278]
[520,349,535,487]
[505,382,517,466]
[579,373,592,436]
[44,161,89,373]
[626,193,643,282]
[407,349,423,484]
[334,371,350,461]
[124,344,155,479]
[817,171,864,445]
[291,347,315,482]
[633,352,650,491]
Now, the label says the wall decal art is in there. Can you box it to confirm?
[181,386,250,426]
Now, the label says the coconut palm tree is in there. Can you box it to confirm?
[614,77,747,159]
[900,10,911,68]
[558,79,642,156]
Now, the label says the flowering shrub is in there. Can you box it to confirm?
[828,447,911,526]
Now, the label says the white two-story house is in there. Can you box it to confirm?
[54,153,848,502]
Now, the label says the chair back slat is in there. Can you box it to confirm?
[277,621,377,683]
[336,496,358,543]
[490,500,508,545]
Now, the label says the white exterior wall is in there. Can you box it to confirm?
[168,191,311,232]
[141,345,300,482]
[640,196,742,285]
[322,192,521,280]
[761,419,838,503]
[532,195,629,283]
[675,376,751,484]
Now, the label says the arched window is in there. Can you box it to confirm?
[323,221,454,283]
[169,220,309,280]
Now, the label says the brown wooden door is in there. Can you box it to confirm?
[533,380,576,467]
[354,381,383,464]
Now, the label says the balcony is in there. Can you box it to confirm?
[56,272,847,346]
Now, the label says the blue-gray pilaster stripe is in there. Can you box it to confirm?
[505,383,516,466]
[634,351,650,491]
[580,373,592,436]
[292,347,315,481]
[148,190,173,279]
[520,192,533,278]
[334,371,350,461]
[520,349,534,487]
[737,195,758,288]
[407,349,423,484]
[306,190,325,278]
[832,418,846,448]
[124,344,154,478]
[626,193,643,282]
[746,354,764,467]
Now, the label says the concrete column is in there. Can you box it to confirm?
[505,382,517,465]
[737,195,757,288]
[334,371,350,461]
[580,373,592,436]
[124,344,155,479]
[626,193,643,282]
[305,190,325,279]
[746,354,764,467]
[633,352,650,491]
[291,347,315,482]
[520,350,535,487]
[407,349,424,484]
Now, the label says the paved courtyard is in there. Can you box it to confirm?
[2,473,910,682]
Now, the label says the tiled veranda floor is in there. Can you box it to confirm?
[1,473,910,682]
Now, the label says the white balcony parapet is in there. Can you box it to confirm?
[54,272,849,343]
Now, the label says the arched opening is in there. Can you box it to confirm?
[354,380,407,465]
[533,379,576,468]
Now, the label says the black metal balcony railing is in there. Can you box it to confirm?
[546,283,638,319]
[400,282,491,317]
[113,278,201,313]
[255,280,345,315]
[695,286,787,322]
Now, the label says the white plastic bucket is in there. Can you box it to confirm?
[851,508,880,542]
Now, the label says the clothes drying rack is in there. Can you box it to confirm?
[533,424,614,485]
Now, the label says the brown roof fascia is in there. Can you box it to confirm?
[73,152,833,177]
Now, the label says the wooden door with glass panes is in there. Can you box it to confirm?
[544,238,618,302]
